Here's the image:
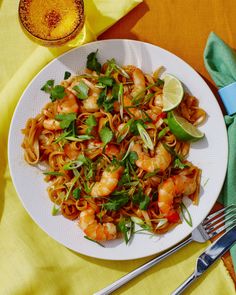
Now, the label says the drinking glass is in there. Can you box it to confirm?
[18,0,85,47]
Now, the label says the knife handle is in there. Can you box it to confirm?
[170,272,197,295]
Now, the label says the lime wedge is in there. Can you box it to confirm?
[162,74,184,112]
[167,111,204,141]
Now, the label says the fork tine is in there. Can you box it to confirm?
[208,220,236,239]
[203,206,236,230]
[202,204,236,225]
[204,213,236,234]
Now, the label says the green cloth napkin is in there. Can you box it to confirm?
[204,31,236,271]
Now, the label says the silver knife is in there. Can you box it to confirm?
[171,224,236,295]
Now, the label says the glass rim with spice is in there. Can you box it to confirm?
[18,0,85,47]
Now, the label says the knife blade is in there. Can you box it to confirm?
[171,224,236,295]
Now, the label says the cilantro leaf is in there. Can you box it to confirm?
[73,81,89,99]
[86,50,102,74]
[103,97,116,112]
[128,151,138,165]
[97,88,117,112]
[97,88,106,107]
[174,158,189,169]
[41,80,54,93]
[85,115,97,134]
[103,193,129,211]
[112,83,120,100]
[99,126,113,145]
[72,187,81,200]
[64,71,71,80]
[55,113,77,129]
[50,85,66,101]
[132,188,150,210]
[41,80,66,102]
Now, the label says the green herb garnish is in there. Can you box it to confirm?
[105,58,130,78]
[99,126,113,146]
[103,193,129,211]
[137,123,154,150]
[158,126,169,139]
[41,80,66,102]
[117,217,134,244]
[55,113,77,129]
[132,188,150,210]
[43,171,64,176]
[84,236,105,247]
[180,202,193,227]
[85,115,97,135]
[64,71,71,80]
[72,187,82,200]
[86,50,102,74]
[98,76,114,87]
[51,204,60,216]
[73,81,89,99]
[162,143,189,170]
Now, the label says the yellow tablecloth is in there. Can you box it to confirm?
[0,0,235,294]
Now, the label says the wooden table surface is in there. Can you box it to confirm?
[99,0,236,285]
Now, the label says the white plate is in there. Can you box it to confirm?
[8,40,228,260]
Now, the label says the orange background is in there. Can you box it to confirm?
[99,0,236,283]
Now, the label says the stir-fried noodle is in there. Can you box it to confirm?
[22,52,206,243]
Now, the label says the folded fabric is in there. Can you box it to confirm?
[0,3,235,294]
[204,32,236,271]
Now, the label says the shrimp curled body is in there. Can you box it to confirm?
[132,142,172,173]
[79,208,117,241]
[158,167,200,215]
[91,166,124,197]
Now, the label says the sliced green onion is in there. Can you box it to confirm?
[155,218,168,229]
[65,135,94,142]
[118,83,124,120]
[131,216,144,225]
[180,202,193,227]
[158,127,169,139]
[63,160,84,170]
[137,123,154,150]
[43,171,64,176]
[84,236,105,247]
[65,171,80,200]
[117,120,134,143]
[115,64,130,79]
[54,130,71,143]
[51,204,60,216]
[121,141,134,161]
[143,170,159,180]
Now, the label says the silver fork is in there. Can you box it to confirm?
[94,204,236,295]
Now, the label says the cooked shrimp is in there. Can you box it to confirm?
[91,166,124,197]
[158,167,199,215]
[132,142,172,172]
[81,78,101,112]
[79,208,117,241]
[127,66,146,98]
[87,141,119,158]
[123,95,142,118]
[43,119,62,131]
[57,90,79,113]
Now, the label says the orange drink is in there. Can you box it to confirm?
[18,0,85,46]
